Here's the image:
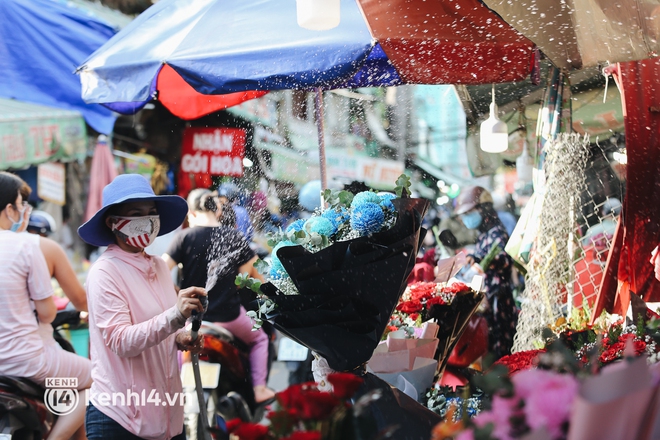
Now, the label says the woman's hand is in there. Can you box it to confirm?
[176,287,207,319]
[176,330,203,353]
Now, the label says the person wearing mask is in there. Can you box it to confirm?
[455,186,517,360]
[78,174,206,440]
[0,171,91,440]
[163,189,275,404]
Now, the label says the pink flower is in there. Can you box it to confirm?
[455,431,475,440]
[473,395,518,440]
[513,369,579,438]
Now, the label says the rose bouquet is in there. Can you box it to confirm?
[226,373,378,440]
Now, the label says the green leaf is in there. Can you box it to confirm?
[254,259,270,275]
[338,190,354,207]
[394,174,411,198]
[235,273,249,287]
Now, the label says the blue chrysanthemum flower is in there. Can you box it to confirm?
[270,240,297,277]
[285,218,306,234]
[351,191,381,208]
[269,267,285,280]
[350,202,385,235]
[321,207,349,229]
[306,216,336,236]
[379,193,396,211]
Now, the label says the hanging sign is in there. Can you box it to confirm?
[180,127,245,177]
[37,162,66,205]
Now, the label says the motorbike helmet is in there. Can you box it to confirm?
[216,182,240,202]
[27,210,57,236]
[454,186,493,215]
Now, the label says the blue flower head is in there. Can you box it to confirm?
[305,216,336,236]
[351,191,381,208]
[379,193,396,211]
[270,240,297,277]
[321,207,349,229]
[285,218,306,235]
[350,202,385,236]
[269,267,285,280]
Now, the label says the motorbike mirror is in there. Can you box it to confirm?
[439,229,459,249]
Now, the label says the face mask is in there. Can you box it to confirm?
[462,211,482,230]
[110,215,160,248]
[9,204,27,232]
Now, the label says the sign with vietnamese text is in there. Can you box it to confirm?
[326,153,404,189]
[37,162,66,205]
[180,127,245,177]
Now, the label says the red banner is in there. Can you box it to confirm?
[180,127,245,178]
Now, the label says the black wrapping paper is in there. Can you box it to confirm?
[261,198,430,372]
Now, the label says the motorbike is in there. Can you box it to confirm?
[184,320,276,440]
[0,309,84,439]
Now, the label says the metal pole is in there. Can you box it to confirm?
[315,88,328,195]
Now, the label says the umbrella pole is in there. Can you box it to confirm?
[314,88,328,196]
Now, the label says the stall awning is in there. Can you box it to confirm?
[413,158,473,187]
[0,98,87,170]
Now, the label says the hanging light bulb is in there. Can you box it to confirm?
[516,139,534,183]
[480,84,508,153]
[296,0,340,31]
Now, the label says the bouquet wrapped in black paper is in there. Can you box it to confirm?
[255,190,429,372]
[236,177,443,439]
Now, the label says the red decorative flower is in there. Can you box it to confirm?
[599,333,648,364]
[426,296,447,307]
[494,349,546,375]
[266,409,297,433]
[441,282,470,294]
[396,299,423,314]
[327,373,364,400]
[408,282,437,301]
[281,431,322,440]
[298,391,341,420]
[409,313,419,321]
[226,418,242,433]
[277,382,316,410]
[232,422,270,440]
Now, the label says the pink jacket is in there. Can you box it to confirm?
[86,245,186,439]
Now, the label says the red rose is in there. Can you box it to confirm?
[277,382,317,411]
[298,391,340,420]
[232,422,270,440]
[281,431,322,440]
[396,299,423,314]
[442,282,469,294]
[226,418,243,433]
[426,296,447,307]
[409,282,437,301]
[327,373,363,400]
[494,349,545,375]
[600,346,621,364]
[409,313,419,321]
[267,409,297,433]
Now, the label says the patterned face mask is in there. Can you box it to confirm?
[110,215,160,249]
